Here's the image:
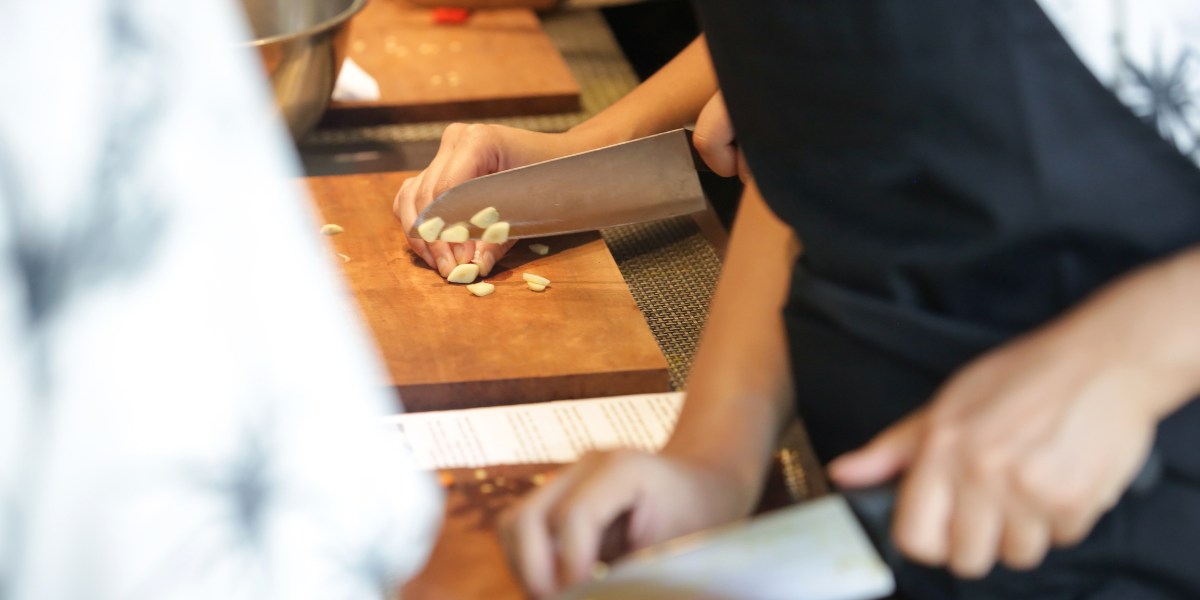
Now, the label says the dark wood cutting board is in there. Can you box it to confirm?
[306,171,669,411]
[320,1,581,127]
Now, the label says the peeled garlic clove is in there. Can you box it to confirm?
[320,223,344,235]
[440,223,470,243]
[466,282,495,297]
[527,282,547,292]
[469,206,500,228]
[522,273,550,286]
[481,221,510,244]
[447,263,480,283]
[528,243,550,256]
[417,217,445,242]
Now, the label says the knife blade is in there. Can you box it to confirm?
[408,129,707,241]
[555,451,1166,600]
[555,493,896,600]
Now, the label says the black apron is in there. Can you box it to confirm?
[691,1,1200,597]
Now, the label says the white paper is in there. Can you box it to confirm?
[383,392,685,470]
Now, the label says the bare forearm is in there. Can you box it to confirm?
[1051,244,1200,420]
[570,36,717,147]
[663,179,800,490]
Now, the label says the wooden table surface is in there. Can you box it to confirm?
[321,0,581,126]
[306,171,670,411]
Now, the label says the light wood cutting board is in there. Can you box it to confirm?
[320,1,581,127]
[306,171,669,411]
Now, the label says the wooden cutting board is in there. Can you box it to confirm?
[320,1,581,127]
[306,171,669,411]
[401,435,818,600]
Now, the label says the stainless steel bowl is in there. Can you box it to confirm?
[241,0,367,139]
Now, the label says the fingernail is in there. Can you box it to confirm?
[827,457,848,478]
[421,250,436,267]
[826,454,860,477]
[453,244,470,264]
[436,256,453,277]
[474,252,496,276]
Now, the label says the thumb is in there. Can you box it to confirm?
[828,410,926,488]
[694,92,738,177]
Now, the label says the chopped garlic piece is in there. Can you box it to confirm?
[527,282,547,292]
[528,243,550,256]
[417,217,445,242]
[466,282,495,297]
[469,206,500,228]
[522,273,550,286]
[320,223,344,235]
[447,263,480,283]
[481,221,510,244]
[440,223,470,243]
[337,253,351,263]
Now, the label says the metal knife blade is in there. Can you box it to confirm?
[555,495,896,600]
[554,451,1167,600]
[409,129,706,241]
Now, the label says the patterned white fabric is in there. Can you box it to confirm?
[1037,0,1200,164]
[0,0,440,598]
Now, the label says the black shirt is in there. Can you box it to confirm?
[692,1,1200,597]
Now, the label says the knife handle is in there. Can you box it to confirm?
[842,450,1164,569]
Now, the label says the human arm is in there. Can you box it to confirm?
[657,177,798,489]
[830,245,1200,578]
[394,36,719,277]
[497,174,801,598]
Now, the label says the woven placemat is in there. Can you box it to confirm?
[602,216,721,390]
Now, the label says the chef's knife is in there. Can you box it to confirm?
[555,492,895,600]
[556,452,1165,600]
[408,129,707,241]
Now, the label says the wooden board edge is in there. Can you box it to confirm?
[320,93,582,127]
[393,367,671,412]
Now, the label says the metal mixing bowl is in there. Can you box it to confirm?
[241,0,367,139]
